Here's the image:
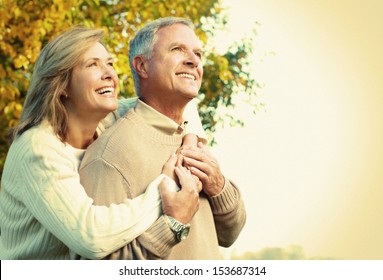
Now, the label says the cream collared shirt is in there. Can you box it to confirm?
[134,99,186,137]
[100,97,207,143]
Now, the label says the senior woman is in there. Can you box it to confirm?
[0,27,203,259]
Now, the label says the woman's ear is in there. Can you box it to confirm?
[132,56,148,79]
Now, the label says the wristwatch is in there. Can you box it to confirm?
[165,215,190,242]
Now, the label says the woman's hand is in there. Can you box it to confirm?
[159,166,200,224]
[174,165,198,193]
[162,153,202,192]
[161,154,178,183]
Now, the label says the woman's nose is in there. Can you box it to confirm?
[102,65,117,80]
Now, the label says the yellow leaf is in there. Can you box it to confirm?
[0,65,6,78]
[158,3,167,16]
[13,54,29,69]
[219,70,233,82]
[14,7,21,18]
[125,11,135,22]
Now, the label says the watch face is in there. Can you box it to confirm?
[179,226,190,241]
[166,215,191,242]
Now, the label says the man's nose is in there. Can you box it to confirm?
[184,50,200,67]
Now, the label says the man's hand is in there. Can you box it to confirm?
[159,166,200,224]
[181,142,225,197]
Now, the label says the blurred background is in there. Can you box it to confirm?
[1,0,382,260]
[213,0,383,260]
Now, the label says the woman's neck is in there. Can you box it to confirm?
[65,116,99,149]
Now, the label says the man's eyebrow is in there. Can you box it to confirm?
[169,42,183,48]
[170,42,203,52]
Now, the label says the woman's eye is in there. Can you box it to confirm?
[88,62,97,67]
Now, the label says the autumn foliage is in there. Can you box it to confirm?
[0,0,260,178]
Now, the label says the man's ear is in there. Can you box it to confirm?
[132,56,148,79]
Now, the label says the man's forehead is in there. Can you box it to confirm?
[154,24,201,46]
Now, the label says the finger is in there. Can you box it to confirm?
[187,142,208,154]
[197,181,203,193]
[174,166,190,182]
[197,141,205,149]
[192,174,200,184]
[167,153,178,165]
[190,166,209,183]
[180,146,205,161]
[192,174,203,192]
[183,156,210,174]
[163,153,177,170]
[197,142,216,161]
[162,153,177,177]
[176,154,184,167]
[175,166,197,192]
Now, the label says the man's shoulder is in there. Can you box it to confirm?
[87,117,129,153]
[81,110,143,167]
[98,109,142,145]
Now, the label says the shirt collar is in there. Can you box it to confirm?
[134,99,187,136]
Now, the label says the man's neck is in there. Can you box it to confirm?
[139,96,187,125]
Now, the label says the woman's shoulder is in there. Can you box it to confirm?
[25,120,58,139]
[12,121,64,155]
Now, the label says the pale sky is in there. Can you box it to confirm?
[211,0,383,259]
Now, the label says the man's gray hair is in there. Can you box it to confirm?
[129,17,195,96]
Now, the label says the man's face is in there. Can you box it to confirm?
[145,23,203,101]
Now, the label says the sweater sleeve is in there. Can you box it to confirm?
[18,133,164,259]
[101,180,247,260]
[208,178,247,247]
[183,98,207,144]
[100,215,179,260]
[79,158,180,259]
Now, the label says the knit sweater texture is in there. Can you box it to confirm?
[0,97,203,260]
[78,101,247,259]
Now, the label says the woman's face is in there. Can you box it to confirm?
[66,42,118,121]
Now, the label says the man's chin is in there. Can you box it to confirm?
[182,90,199,99]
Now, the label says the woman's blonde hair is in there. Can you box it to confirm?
[8,27,105,142]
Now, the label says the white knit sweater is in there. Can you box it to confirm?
[0,118,176,259]
[0,97,205,260]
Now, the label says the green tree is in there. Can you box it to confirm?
[0,0,261,179]
[230,245,335,260]
[231,245,306,260]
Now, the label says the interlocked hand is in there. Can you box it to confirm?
[180,142,224,197]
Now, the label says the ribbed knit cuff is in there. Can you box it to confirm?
[208,177,239,215]
[138,215,178,258]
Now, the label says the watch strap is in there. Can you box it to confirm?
[165,215,190,241]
